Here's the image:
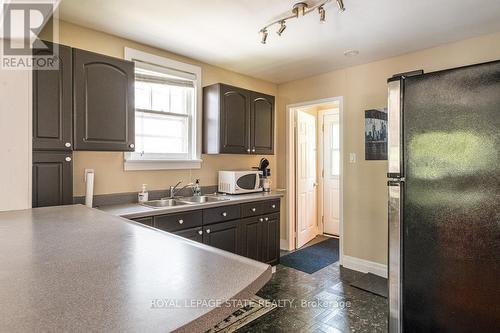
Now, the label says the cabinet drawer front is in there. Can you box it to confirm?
[154,211,202,232]
[241,202,265,218]
[131,217,153,227]
[262,200,280,214]
[203,205,241,225]
[173,227,203,243]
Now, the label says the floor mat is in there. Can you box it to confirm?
[206,295,276,333]
[350,273,388,298]
[280,237,339,274]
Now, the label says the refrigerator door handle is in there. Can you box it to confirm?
[388,180,403,333]
[387,79,403,178]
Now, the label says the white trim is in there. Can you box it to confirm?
[123,48,202,170]
[124,159,202,171]
[286,96,344,265]
[342,255,388,278]
[280,239,290,251]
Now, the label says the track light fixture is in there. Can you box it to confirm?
[319,6,326,22]
[260,28,268,44]
[277,20,287,36]
[259,0,346,44]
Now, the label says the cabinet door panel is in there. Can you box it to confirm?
[154,210,202,232]
[32,152,73,207]
[203,220,240,254]
[261,213,280,265]
[131,216,154,227]
[220,85,250,153]
[251,93,275,154]
[33,43,72,151]
[240,217,261,261]
[173,227,203,243]
[73,48,135,151]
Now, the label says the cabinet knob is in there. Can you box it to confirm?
[64,142,71,148]
[265,217,269,221]
[129,143,135,149]
[246,148,251,153]
[65,156,71,162]
[251,208,256,212]
[252,148,256,152]
[272,204,276,209]
[222,212,227,217]
[198,230,203,235]
[206,229,211,234]
[178,219,184,224]
[259,218,264,222]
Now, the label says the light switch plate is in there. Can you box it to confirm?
[349,153,357,163]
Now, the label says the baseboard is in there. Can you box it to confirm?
[280,239,290,251]
[342,255,388,278]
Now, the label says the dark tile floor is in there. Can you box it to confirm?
[237,237,388,333]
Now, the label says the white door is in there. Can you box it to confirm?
[323,113,340,235]
[296,110,318,248]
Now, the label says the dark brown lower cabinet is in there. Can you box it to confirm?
[203,220,240,254]
[261,214,280,265]
[32,152,73,208]
[132,216,153,227]
[240,217,262,261]
[173,227,203,243]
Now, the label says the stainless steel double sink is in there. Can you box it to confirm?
[140,195,229,209]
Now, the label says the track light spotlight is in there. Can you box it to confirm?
[260,29,268,44]
[336,0,345,12]
[319,6,326,22]
[277,20,287,36]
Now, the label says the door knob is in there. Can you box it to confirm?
[259,218,264,222]
[129,143,135,149]
[206,229,211,234]
[265,217,269,221]
[222,212,227,217]
[198,230,203,235]
[246,148,251,153]
[178,219,184,224]
[271,204,276,209]
[64,142,71,148]
[65,156,71,162]
[251,208,256,212]
[252,148,256,152]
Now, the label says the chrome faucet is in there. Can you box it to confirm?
[168,181,194,199]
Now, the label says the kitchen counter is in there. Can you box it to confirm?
[0,205,272,332]
[99,191,284,219]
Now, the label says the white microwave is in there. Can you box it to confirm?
[218,170,262,194]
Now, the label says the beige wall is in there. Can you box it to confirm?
[277,31,500,265]
[41,20,277,196]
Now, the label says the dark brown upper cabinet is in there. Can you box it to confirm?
[32,42,73,151]
[32,151,73,207]
[73,48,135,151]
[203,83,275,155]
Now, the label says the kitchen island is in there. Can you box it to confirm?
[0,205,272,332]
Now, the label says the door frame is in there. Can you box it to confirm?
[285,96,344,265]
[318,108,342,236]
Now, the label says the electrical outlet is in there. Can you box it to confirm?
[349,153,357,164]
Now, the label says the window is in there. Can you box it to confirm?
[124,48,202,170]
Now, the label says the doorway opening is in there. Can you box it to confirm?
[285,97,344,264]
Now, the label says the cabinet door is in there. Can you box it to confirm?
[32,152,73,208]
[220,84,250,154]
[240,217,262,261]
[203,220,240,254]
[261,214,280,265]
[32,42,73,151]
[250,92,275,155]
[131,216,154,227]
[73,48,135,151]
[173,227,203,243]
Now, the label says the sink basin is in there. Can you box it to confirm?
[140,199,188,208]
[178,196,229,204]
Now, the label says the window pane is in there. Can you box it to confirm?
[151,83,170,112]
[331,123,340,150]
[135,81,151,110]
[135,112,188,154]
[331,150,340,176]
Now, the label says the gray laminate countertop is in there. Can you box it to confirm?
[98,191,284,219]
[0,205,272,333]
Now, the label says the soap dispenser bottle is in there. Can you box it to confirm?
[138,184,149,203]
[193,179,202,196]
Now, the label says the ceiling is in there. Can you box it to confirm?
[58,0,500,83]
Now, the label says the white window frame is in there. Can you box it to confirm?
[123,48,202,170]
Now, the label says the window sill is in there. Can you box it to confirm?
[124,159,202,171]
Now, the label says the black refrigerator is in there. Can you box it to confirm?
[387,61,500,332]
